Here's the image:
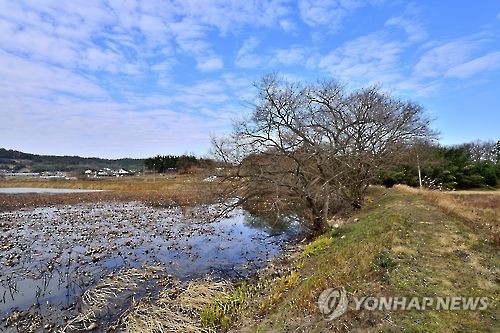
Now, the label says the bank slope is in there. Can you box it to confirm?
[241,187,499,332]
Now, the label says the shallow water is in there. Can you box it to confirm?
[0,188,105,194]
[0,201,301,328]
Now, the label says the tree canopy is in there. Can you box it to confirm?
[379,140,500,189]
[144,155,213,173]
[213,74,436,232]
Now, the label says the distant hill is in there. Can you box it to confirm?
[0,148,144,173]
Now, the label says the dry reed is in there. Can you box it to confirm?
[118,279,230,333]
[63,266,165,332]
[62,265,230,333]
[394,185,500,246]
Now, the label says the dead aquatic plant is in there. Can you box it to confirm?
[62,266,166,332]
[4,311,44,333]
[63,266,230,333]
[119,279,230,333]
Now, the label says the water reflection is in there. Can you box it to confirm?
[0,202,302,323]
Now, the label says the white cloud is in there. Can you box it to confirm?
[0,0,272,157]
[0,51,105,98]
[1,0,499,156]
[0,62,238,158]
[384,3,427,43]
[173,80,230,107]
[446,51,500,78]
[196,57,224,72]
[318,33,404,84]
[298,0,364,32]
[395,78,443,97]
[0,100,217,158]
[235,39,309,70]
[414,40,479,78]
[0,0,294,77]
[279,18,297,32]
[235,37,263,69]
[272,46,307,66]
[168,0,292,34]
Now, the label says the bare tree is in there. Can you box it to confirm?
[461,140,497,162]
[493,141,500,164]
[213,74,436,233]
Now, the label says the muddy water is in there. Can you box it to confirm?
[0,202,301,329]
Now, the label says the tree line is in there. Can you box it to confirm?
[0,148,144,172]
[379,140,500,189]
[143,155,214,173]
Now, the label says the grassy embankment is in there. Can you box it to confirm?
[199,186,499,332]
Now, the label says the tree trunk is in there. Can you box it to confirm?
[322,194,330,225]
[306,196,329,234]
[313,212,329,234]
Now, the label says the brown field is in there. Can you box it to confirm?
[395,185,500,246]
[0,174,221,211]
[0,173,208,190]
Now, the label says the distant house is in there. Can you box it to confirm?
[97,170,109,176]
[8,172,40,177]
[118,169,129,175]
[87,168,133,177]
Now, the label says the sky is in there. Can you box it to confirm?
[0,0,499,158]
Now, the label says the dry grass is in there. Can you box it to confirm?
[394,185,500,246]
[63,265,232,333]
[63,266,166,332]
[121,280,230,333]
[0,174,209,191]
[0,174,221,211]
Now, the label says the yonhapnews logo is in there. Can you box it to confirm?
[317,288,348,320]
[318,287,489,321]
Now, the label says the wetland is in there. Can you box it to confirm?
[0,197,303,332]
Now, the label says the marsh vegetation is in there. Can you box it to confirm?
[0,197,304,332]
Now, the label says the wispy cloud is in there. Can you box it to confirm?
[414,40,478,78]
[279,18,297,32]
[0,51,105,98]
[272,46,308,66]
[318,32,404,84]
[445,51,500,78]
[0,0,298,156]
[298,0,364,33]
[235,37,263,69]
[413,31,500,80]
[385,3,427,42]
[197,57,224,72]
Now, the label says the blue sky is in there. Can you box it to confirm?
[0,0,499,158]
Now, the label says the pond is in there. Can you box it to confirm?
[0,201,302,331]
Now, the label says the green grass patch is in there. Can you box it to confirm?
[302,234,334,257]
[200,282,258,331]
